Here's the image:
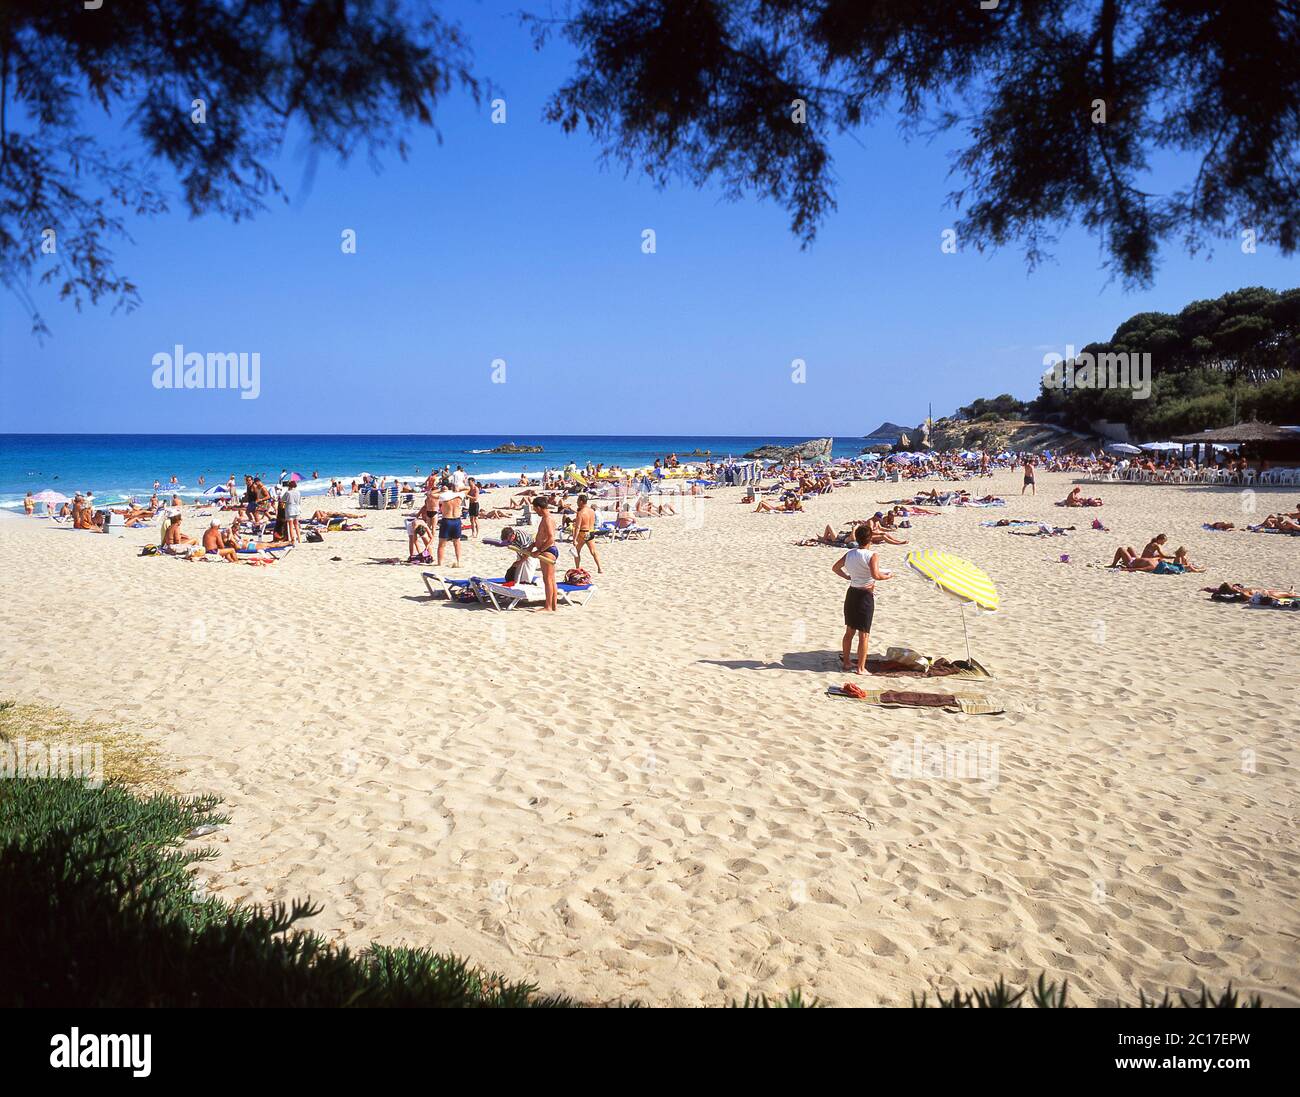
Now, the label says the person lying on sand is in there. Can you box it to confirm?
[796,525,853,547]
[1109,534,1204,572]
[1204,521,1236,530]
[754,496,803,513]
[1259,513,1300,532]
[636,493,676,517]
[309,510,360,522]
[1205,582,1297,601]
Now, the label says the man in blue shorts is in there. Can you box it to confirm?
[436,484,467,568]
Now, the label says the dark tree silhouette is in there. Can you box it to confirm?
[533,0,1300,285]
[0,1,476,335]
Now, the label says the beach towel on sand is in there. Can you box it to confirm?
[864,653,992,679]
[826,686,1004,715]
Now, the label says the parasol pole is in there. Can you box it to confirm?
[959,602,972,664]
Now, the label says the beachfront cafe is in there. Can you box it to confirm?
[1172,421,1300,485]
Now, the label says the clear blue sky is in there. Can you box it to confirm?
[1,2,1297,436]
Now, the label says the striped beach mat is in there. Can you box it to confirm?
[826,686,1004,716]
[864,655,992,679]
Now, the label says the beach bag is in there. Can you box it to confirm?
[884,646,927,670]
[565,567,592,587]
[139,544,160,557]
[467,577,498,606]
[305,529,324,543]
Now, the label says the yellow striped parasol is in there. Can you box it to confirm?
[906,550,999,611]
[906,550,998,662]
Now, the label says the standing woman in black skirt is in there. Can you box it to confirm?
[832,524,893,674]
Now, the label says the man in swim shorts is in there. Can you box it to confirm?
[436,485,467,568]
[203,520,238,561]
[466,477,481,537]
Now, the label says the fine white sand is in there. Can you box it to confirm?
[1,469,1296,1005]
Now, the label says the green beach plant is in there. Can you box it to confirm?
[0,773,1269,1008]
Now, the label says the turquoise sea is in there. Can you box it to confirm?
[0,434,863,509]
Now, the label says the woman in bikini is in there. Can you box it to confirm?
[1110,534,1204,572]
[572,493,603,574]
[529,497,560,611]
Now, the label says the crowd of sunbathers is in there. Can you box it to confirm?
[31,490,186,531]
[153,511,290,563]
[892,489,1005,507]
[796,509,911,547]
[1200,501,1300,533]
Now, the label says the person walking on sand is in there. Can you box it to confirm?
[1022,457,1036,495]
[572,493,603,574]
[832,524,892,674]
[529,497,560,611]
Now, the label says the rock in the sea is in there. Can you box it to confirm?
[488,442,544,454]
[743,437,833,462]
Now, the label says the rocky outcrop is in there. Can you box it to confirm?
[927,417,1098,454]
[487,442,544,454]
[744,437,833,462]
[863,421,910,443]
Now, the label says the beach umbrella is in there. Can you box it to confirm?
[1106,442,1142,455]
[906,549,999,663]
[202,484,230,496]
[288,472,304,482]
[31,490,69,504]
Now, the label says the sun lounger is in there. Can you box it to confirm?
[599,521,651,540]
[476,580,531,610]
[555,581,597,606]
[473,578,597,610]
[484,579,597,609]
[422,571,506,600]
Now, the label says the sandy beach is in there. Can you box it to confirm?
[1,468,1296,1006]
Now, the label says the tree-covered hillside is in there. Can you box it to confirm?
[1030,287,1300,437]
